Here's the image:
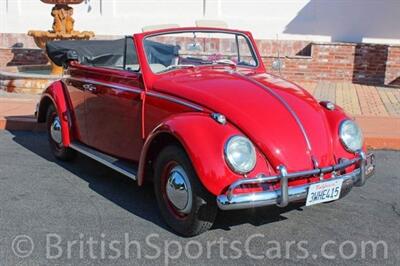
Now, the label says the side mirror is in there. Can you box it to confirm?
[63,50,79,68]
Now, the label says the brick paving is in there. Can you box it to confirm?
[299,82,400,118]
[299,82,400,149]
[335,83,361,116]
[0,91,41,131]
[377,86,400,117]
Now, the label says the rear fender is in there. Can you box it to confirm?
[138,113,271,195]
[38,80,72,146]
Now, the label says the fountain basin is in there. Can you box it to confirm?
[0,65,60,94]
[0,0,93,94]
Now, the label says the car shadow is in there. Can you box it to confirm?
[213,204,303,232]
[9,130,305,235]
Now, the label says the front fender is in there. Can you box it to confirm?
[323,106,367,160]
[38,80,72,146]
[138,113,271,195]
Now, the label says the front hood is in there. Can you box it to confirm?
[152,68,335,171]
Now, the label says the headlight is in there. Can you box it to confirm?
[339,120,363,152]
[224,136,256,174]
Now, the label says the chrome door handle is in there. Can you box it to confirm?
[83,84,97,92]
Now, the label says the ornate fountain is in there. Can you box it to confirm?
[28,0,94,74]
[0,0,95,94]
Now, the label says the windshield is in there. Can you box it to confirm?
[143,31,258,73]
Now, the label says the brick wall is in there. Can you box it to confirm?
[261,41,400,86]
[0,33,399,86]
[386,46,400,86]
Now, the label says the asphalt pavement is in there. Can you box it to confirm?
[0,131,399,265]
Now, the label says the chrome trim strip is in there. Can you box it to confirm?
[69,143,137,180]
[67,77,142,94]
[67,77,203,111]
[235,73,313,152]
[146,91,204,111]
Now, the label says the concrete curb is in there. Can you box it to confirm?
[354,116,400,150]
[365,136,400,150]
[0,116,45,132]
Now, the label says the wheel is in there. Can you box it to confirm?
[46,104,76,161]
[154,145,217,236]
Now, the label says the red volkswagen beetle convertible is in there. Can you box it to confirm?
[37,27,375,236]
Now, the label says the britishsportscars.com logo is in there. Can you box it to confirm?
[8,233,389,265]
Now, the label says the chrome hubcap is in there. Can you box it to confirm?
[50,116,62,144]
[165,165,192,214]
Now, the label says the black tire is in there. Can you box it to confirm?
[154,145,217,236]
[46,104,76,161]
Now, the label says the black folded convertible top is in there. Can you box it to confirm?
[46,39,178,68]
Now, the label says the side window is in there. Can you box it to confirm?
[123,37,140,72]
[88,37,139,72]
[236,35,257,67]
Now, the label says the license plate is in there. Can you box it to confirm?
[306,179,343,206]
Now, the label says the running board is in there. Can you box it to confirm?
[69,142,137,180]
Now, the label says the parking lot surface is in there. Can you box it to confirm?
[0,131,399,265]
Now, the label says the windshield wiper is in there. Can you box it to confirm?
[214,59,237,67]
[159,64,196,73]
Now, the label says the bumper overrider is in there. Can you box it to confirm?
[217,151,375,210]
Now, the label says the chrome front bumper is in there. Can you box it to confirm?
[217,152,375,211]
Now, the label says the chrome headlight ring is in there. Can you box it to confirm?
[224,135,257,174]
[339,119,363,153]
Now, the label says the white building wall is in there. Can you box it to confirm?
[1,0,399,44]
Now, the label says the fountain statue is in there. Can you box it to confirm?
[28,0,94,74]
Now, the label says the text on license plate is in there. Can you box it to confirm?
[306,179,343,206]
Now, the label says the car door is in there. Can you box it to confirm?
[65,72,90,145]
[84,37,144,161]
